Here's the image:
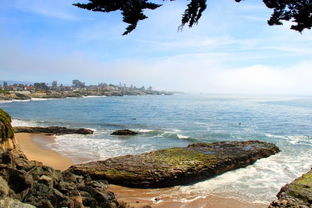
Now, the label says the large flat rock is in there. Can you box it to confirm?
[269,169,312,208]
[69,140,280,188]
[14,126,93,135]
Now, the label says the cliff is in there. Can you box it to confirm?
[0,109,18,152]
[0,109,130,208]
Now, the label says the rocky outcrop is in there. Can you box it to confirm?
[69,141,280,188]
[0,93,31,101]
[0,109,130,208]
[0,197,36,208]
[14,126,93,135]
[0,109,18,152]
[0,150,129,208]
[269,169,312,208]
[111,129,138,136]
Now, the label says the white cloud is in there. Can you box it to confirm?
[1,0,80,21]
[0,0,311,95]
[1,38,312,95]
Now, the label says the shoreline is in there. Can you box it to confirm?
[15,133,73,171]
[109,185,267,208]
[15,132,268,208]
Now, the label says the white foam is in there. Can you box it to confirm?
[50,134,157,163]
[265,134,312,146]
[30,98,49,101]
[82,95,107,98]
[175,195,206,203]
[138,129,154,133]
[177,146,312,203]
[177,134,190,139]
[265,133,287,139]
[12,119,38,127]
[0,99,30,103]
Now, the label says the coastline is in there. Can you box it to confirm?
[15,133,73,171]
[15,132,268,208]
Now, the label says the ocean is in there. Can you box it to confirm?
[1,94,311,204]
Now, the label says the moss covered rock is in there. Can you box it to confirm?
[269,169,312,208]
[0,109,14,141]
[0,109,17,152]
[69,140,280,188]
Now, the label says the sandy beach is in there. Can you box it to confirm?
[109,185,267,208]
[15,132,268,208]
[15,133,73,171]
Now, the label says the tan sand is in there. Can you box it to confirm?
[15,133,73,171]
[15,133,269,208]
[109,185,268,208]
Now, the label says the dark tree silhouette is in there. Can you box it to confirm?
[73,0,312,35]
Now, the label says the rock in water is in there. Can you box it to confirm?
[269,169,312,208]
[14,126,93,135]
[69,140,280,188]
[111,129,138,136]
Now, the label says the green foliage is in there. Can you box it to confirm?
[0,90,9,94]
[264,0,312,32]
[73,0,161,35]
[74,0,312,35]
[0,109,14,140]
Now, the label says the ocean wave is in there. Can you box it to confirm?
[30,98,65,101]
[265,133,312,146]
[82,95,107,98]
[0,99,30,103]
[12,119,39,127]
[177,147,312,203]
[51,134,158,163]
[136,128,196,141]
[30,98,50,101]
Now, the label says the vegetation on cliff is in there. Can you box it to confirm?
[0,109,14,141]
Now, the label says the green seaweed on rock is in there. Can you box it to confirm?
[151,147,217,167]
[288,170,312,203]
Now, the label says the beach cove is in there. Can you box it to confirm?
[1,94,311,207]
[15,132,268,208]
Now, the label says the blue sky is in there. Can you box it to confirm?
[0,0,312,94]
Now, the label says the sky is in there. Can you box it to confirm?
[0,0,312,95]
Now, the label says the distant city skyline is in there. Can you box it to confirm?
[0,0,312,94]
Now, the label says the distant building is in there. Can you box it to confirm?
[52,81,58,88]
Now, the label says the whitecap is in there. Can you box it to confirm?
[12,119,38,127]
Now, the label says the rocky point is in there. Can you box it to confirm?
[69,141,280,188]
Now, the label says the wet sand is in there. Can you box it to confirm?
[109,185,267,208]
[15,133,73,170]
[15,133,268,208]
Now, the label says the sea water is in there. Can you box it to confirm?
[1,94,311,203]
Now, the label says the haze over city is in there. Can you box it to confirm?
[1,0,312,94]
